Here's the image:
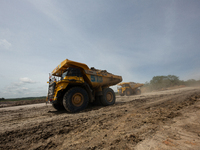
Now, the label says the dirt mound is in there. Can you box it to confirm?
[0,99,46,108]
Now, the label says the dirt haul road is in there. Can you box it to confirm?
[0,87,200,150]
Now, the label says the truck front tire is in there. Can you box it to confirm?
[101,88,115,106]
[63,87,89,113]
[52,103,65,111]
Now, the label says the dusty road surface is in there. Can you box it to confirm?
[0,87,200,150]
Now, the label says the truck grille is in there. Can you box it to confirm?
[48,82,56,99]
[119,89,122,94]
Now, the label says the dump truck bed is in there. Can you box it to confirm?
[51,59,122,88]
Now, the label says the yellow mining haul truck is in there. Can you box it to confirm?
[47,59,122,113]
[117,82,144,96]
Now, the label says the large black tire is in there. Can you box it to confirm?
[125,89,132,96]
[52,103,65,111]
[136,89,141,95]
[100,88,115,106]
[63,87,89,113]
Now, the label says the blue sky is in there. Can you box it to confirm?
[0,0,200,98]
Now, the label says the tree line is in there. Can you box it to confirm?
[144,75,200,91]
[0,98,5,101]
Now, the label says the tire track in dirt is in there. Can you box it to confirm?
[0,87,200,150]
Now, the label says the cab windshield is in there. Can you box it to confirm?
[122,84,129,87]
[61,70,68,79]
[49,67,82,83]
[117,86,122,89]
[61,67,82,79]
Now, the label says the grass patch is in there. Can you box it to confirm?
[1,96,46,102]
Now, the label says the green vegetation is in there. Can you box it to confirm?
[184,79,200,86]
[144,75,200,91]
[1,96,46,102]
[0,98,5,101]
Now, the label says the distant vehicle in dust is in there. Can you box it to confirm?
[117,82,144,96]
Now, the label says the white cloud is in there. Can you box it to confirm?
[3,85,28,95]
[20,77,36,83]
[0,39,11,50]
[22,87,29,90]
[0,78,40,98]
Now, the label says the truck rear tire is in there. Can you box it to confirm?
[101,88,115,106]
[136,89,141,95]
[125,89,132,96]
[63,87,89,113]
[52,103,65,111]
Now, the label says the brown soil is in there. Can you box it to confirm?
[0,87,200,150]
[0,99,46,108]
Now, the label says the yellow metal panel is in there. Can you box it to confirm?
[52,59,89,76]
[85,73,122,88]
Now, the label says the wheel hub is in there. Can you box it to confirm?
[72,93,84,107]
[106,92,113,102]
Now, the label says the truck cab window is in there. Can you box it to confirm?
[62,68,82,79]
[62,70,68,79]
[67,68,82,77]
